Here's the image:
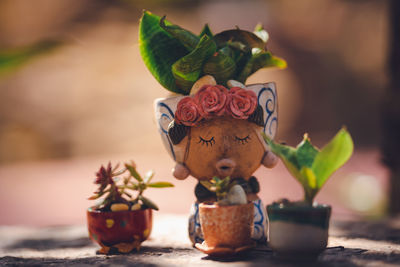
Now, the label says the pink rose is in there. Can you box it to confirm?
[194,85,228,118]
[226,87,257,119]
[175,97,202,126]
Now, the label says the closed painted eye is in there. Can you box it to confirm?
[235,135,251,144]
[198,136,215,147]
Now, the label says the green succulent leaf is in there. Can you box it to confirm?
[218,176,231,191]
[200,176,232,201]
[226,41,249,55]
[199,24,213,38]
[147,181,174,188]
[252,49,287,69]
[214,29,265,50]
[312,128,354,188]
[172,35,216,93]
[237,50,287,83]
[128,184,139,190]
[300,167,317,189]
[125,163,143,182]
[262,53,287,69]
[159,15,200,50]
[139,11,287,93]
[200,180,213,191]
[262,128,353,204]
[296,135,319,168]
[265,137,304,184]
[139,11,189,94]
[139,195,159,210]
[202,50,236,85]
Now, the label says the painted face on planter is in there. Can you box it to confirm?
[184,116,265,180]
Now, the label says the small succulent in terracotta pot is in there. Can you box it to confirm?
[263,128,354,260]
[87,161,173,254]
[194,177,255,257]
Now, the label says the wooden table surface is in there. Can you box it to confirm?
[1,214,399,266]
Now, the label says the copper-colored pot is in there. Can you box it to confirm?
[199,202,253,248]
[87,207,152,254]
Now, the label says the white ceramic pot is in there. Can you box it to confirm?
[267,203,332,260]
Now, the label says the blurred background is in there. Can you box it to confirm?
[0,0,391,225]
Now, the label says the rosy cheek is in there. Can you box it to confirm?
[262,151,279,168]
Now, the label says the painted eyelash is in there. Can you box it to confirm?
[198,136,215,147]
[235,135,251,144]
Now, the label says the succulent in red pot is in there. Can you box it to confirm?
[87,161,174,254]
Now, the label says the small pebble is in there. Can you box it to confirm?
[227,80,245,88]
[190,75,216,95]
[110,203,129,211]
[227,185,247,205]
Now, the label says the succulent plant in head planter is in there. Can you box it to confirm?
[140,10,286,247]
[139,11,286,95]
[262,128,354,260]
[87,161,173,254]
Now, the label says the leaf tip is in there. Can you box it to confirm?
[278,58,288,69]
[141,10,151,18]
[254,23,263,31]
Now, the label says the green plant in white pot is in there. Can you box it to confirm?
[262,127,353,260]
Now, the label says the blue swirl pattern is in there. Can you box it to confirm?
[156,101,176,160]
[257,86,278,138]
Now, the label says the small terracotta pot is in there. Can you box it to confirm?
[198,202,254,254]
[267,203,331,260]
[87,207,152,254]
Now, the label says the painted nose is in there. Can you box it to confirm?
[216,158,236,177]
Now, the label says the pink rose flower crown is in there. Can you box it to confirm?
[168,84,264,145]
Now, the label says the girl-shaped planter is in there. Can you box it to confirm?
[154,82,278,245]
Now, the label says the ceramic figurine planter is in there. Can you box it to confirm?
[87,208,152,254]
[154,82,278,245]
[87,161,173,254]
[195,202,254,256]
[267,203,331,260]
[139,11,286,254]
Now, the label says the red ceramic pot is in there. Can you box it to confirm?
[87,207,152,254]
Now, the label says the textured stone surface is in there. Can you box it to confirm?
[1,214,400,266]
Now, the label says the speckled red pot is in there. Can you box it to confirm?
[87,207,152,254]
